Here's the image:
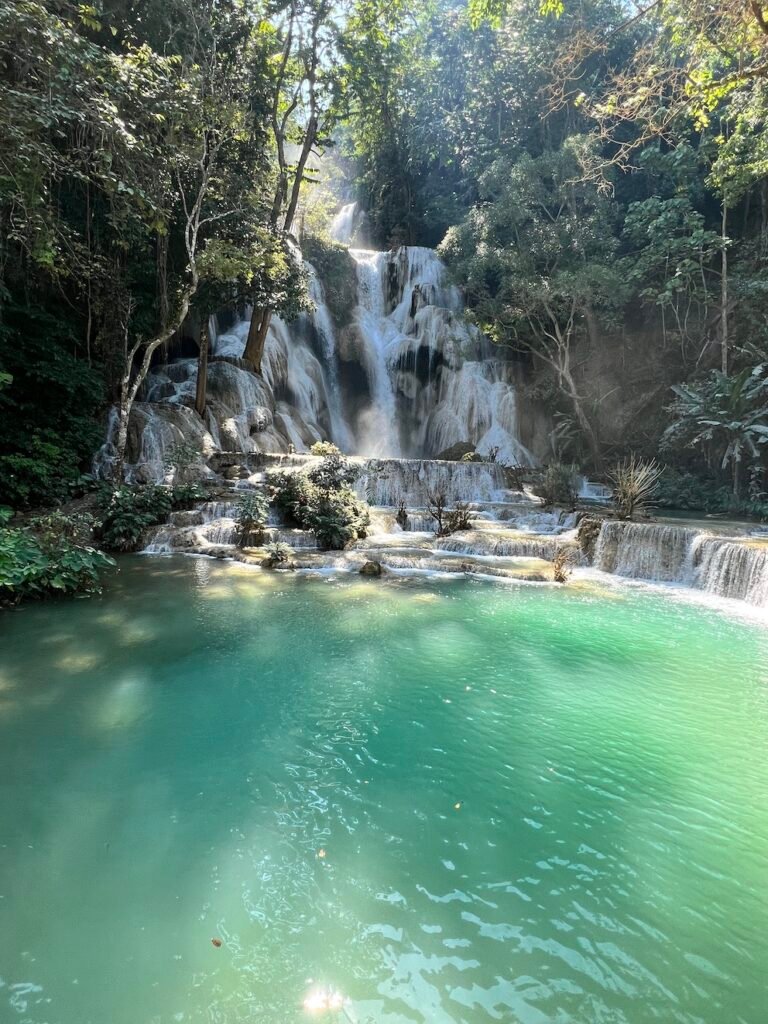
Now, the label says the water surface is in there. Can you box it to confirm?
[1,558,767,1023]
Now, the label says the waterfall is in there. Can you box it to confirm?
[348,249,402,456]
[330,202,367,246]
[692,536,768,605]
[353,457,511,506]
[440,532,572,561]
[594,521,697,582]
[593,520,768,607]
[98,209,532,481]
[342,245,533,464]
[305,265,354,452]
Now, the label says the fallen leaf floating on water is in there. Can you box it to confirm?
[454,802,462,810]
[211,938,222,948]
[317,848,327,859]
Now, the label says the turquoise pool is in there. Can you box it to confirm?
[1,557,767,1023]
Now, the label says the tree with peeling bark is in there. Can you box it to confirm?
[111,1,276,480]
[112,56,235,475]
[242,0,349,371]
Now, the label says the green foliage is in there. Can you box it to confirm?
[656,468,768,521]
[164,441,201,483]
[0,310,105,507]
[663,367,768,495]
[269,452,370,550]
[302,237,358,325]
[97,485,176,552]
[234,492,270,547]
[0,514,114,606]
[609,455,662,520]
[263,541,294,565]
[27,510,97,549]
[169,483,206,509]
[534,464,579,510]
[306,451,360,492]
[622,194,723,354]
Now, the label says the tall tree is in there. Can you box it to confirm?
[242,0,345,370]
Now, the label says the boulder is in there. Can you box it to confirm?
[359,560,383,577]
[435,442,476,462]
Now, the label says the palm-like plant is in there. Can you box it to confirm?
[663,366,768,496]
[609,455,662,519]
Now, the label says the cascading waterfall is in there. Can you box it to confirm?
[593,519,768,607]
[91,195,768,612]
[594,521,698,582]
[353,457,512,506]
[342,240,533,464]
[691,535,768,605]
[97,200,533,481]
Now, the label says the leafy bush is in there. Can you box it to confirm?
[306,451,359,491]
[263,541,294,565]
[0,312,105,507]
[656,468,768,520]
[169,483,206,508]
[0,514,114,606]
[97,482,206,551]
[655,468,714,511]
[533,463,579,510]
[27,510,97,548]
[98,485,174,551]
[234,492,270,547]
[609,455,662,520]
[165,441,202,483]
[308,488,370,549]
[269,457,370,550]
[663,366,768,496]
[309,440,342,457]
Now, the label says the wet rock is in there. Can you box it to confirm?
[169,509,204,528]
[435,442,476,462]
[359,560,383,577]
[578,515,606,562]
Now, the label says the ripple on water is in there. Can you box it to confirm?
[0,557,767,1024]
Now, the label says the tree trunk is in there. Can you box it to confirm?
[560,362,602,471]
[113,289,195,480]
[195,319,209,416]
[721,201,729,375]
[243,307,272,370]
[733,454,740,499]
[113,406,130,485]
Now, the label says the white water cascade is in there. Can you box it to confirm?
[98,203,533,482]
[594,519,768,607]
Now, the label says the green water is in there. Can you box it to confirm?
[1,558,767,1024]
